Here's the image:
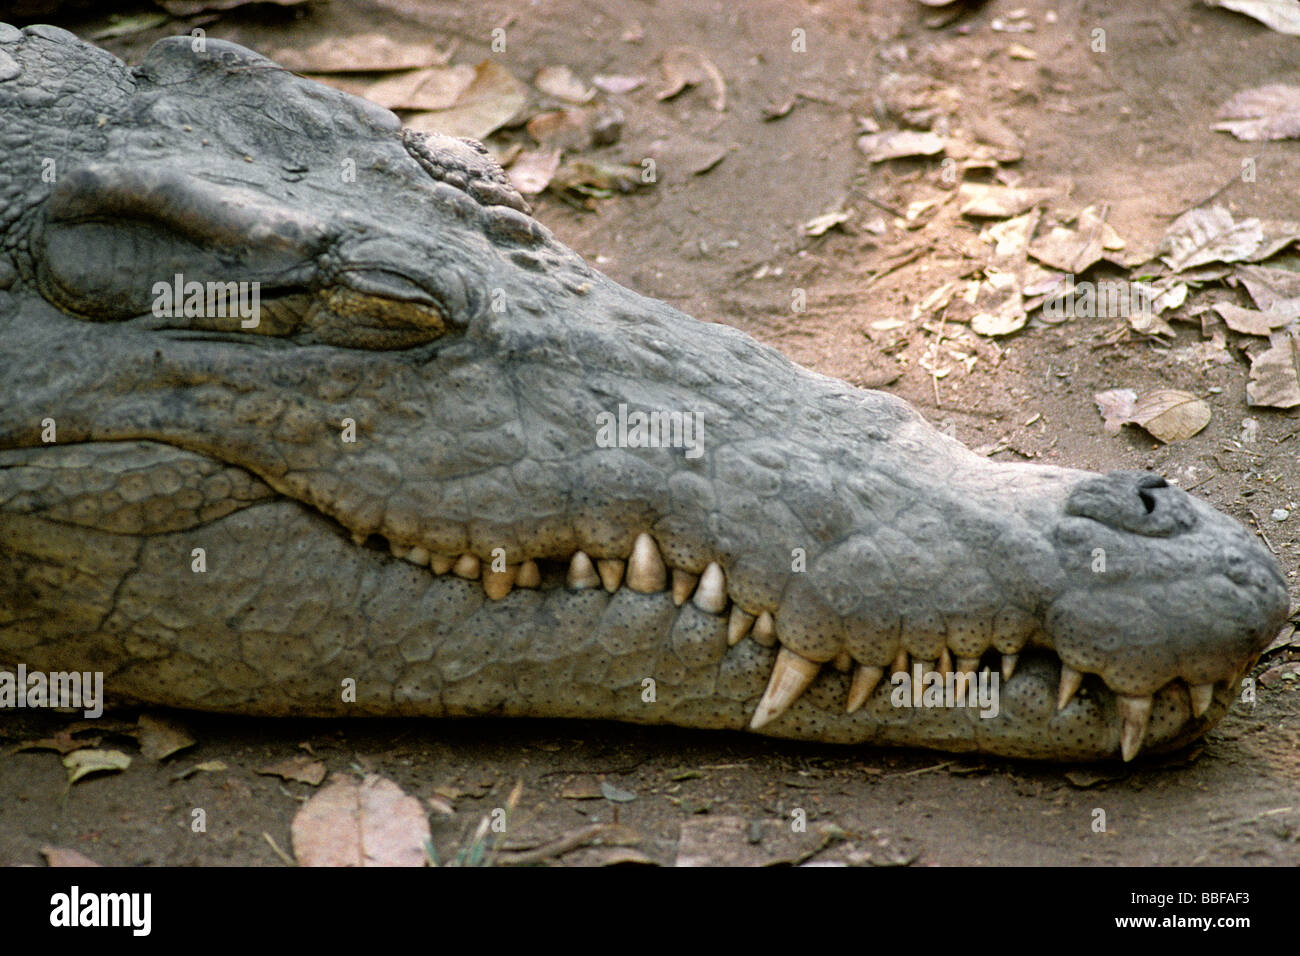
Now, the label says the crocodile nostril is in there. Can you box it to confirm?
[1136,474,1166,513]
[1064,472,1193,537]
[1138,488,1157,513]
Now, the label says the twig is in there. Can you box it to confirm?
[262,832,296,866]
[494,824,611,866]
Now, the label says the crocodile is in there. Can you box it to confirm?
[0,24,1289,762]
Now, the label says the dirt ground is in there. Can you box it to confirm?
[2,0,1299,867]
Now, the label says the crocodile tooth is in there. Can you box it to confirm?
[596,558,625,593]
[453,554,480,579]
[390,542,411,559]
[847,665,883,713]
[957,656,980,674]
[1117,694,1153,762]
[750,647,821,729]
[1001,653,1018,682]
[1056,664,1083,710]
[516,559,541,589]
[833,649,853,672]
[483,564,517,600]
[626,533,667,593]
[913,660,934,706]
[405,545,430,567]
[671,569,698,606]
[727,606,756,646]
[890,648,909,676]
[692,562,728,614]
[430,554,455,575]
[567,551,601,589]
[751,611,777,646]
[937,647,953,676]
[1189,682,1214,718]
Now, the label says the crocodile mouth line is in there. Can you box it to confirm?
[357,525,1228,760]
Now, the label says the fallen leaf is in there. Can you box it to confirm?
[959,184,1060,218]
[1213,302,1295,335]
[291,774,431,867]
[534,65,595,104]
[14,730,97,755]
[404,60,528,142]
[592,73,647,94]
[1246,333,1300,407]
[507,148,563,195]
[1158,205,1263,271]
[803,209,852,236]
[970,269,1027,336]
[269,34,450,73]
[1128,390,1212,442]
[601,781,637,803]
[315,65,476,111]
[1095,388,1139,433]
[856,130,945,162]
[1028,206,1115,273]
[1214,84,1300,141]
[171,760,227,782]
[560,777,605,800]
[1235,264,1300,313]
[41,846,102,867]
[258,755,328,786]
[1204,0,1300,36]
[1006,42,1038,60]
[135,713,195,761]
[655,48,726,111]
[526,109,591,150]
[63,749,130,785]
[550,158,643,198]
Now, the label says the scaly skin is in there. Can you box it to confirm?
[0,26,1288,760]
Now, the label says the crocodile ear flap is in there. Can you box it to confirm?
[34,163,327,322]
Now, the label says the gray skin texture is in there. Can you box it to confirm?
[0,26,1288,761]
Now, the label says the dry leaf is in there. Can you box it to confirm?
[63,749,130,785]
[1214,84,1300,141]
[1028,206,1114,273]
[1235,264,1300,313]
[135,713,195,761]
[1246,334,1300,407]
[268,34,449,73]
[1212,302,1294,335]
[970,270,1027,336]
[1129,390,1212,442]
[959,184,1060,218]
[507,148,563,195]
[535,65,595,103]
[404,60,528,142]
[526,110,591,150]
[592,73,647,94]
[1095,388,1138,433]
[41,846,102,867]
[655,48,727,111]
[856,130,945,162]
[803,209,852,236]
[172,760,227,782]
[1158,205,1263,271]
[291,774,431,867]
[1203,0,1300,35]
[258,755,327,786]
[314,65,476,112]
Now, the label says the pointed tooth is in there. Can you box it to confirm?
[1189,682,1214,718]
[847,665,883,714]
[692,562,728,614]
[890,647,909,676]
[390,541,412,559]
[727,607,756,646]
[833,649,853,673]
[751,611,777,647]
[938,648,953,675]
[957,656,980,674]
[567,551,601,589]
[351,530,368,546]
[749,647,821,730]
[1057,664,1083,710]
[516,559,541,589]
[671,569,698,606]
[405,545,430,567]
[596,558,625,593]
[1117,694,1153,763]
[626,533,667,593]
[913,661,934,707]
[453,554,480,579]
[483,564,517,600]
[1001,653,1018,682]
[429,554,455,575]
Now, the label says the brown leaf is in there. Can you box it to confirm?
[958,184,1060,218]
[1204,0,1300,36]
[655,48,727,111]
[507,148,563,196]
[269,34,450,73]
[14,730,97,755]
[1028,206,1115,273]
[856,130,945,162]
[534,65,595,104]
[592,74,647,94]
[41,846,102,867]
[1214,84,1300,141]
[1129,390,1212,442]
[1158,206,1263,271]
[526,110,591,151]
[403,60,528,142]
[135,713,195,761]
[1095,388,1138,433]
[1246,333,1300,408]
[257,755,327,786]
[1212,302,1294,336]
[291,774,431,867]
[315,65,476,111]
[1235,264,1300,312]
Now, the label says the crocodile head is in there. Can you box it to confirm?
[0,26,1288,761]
